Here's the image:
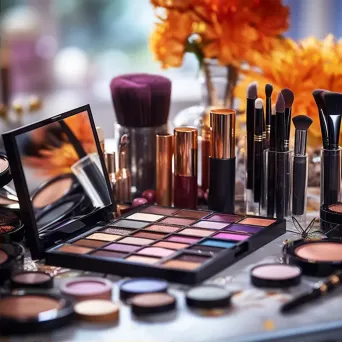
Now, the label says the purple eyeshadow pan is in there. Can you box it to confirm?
[206,214,243,223]
[104,243,140,253]
[91,250,126,259]
[225,224,263,234]
[213,232,249,241]
[167,235,200,244]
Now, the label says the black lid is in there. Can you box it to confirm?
[320,204,342,225]
[0,154,12,188]
[250,263,302,288]
[186,285,231,309]
[131,292,176,316]
[120,278,168,301]
[0,210,24,243]
[0,291,74,335]
[10,271,53,289]
[283,239,342,277]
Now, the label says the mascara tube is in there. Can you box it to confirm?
[174,127,198,209]
[208,109,236,213]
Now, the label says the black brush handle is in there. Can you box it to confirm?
[322,149,341,205]
[253,141,262,203]
[267,150,275,216]
[292,156,307,215]
[246,98,255,190]
[208,157,235,213]
[275,152,286,220]
[281,289,320,313]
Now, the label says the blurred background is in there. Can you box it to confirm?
[0,0,341,138]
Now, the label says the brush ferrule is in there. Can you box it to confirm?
[294,130,307,156]
[254,135,263,142]
[266,125,271,134]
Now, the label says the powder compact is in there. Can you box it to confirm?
[0,242,25,285]
[0,153,12,188]
[320,203,342,238]
[3,105,285,285]
[284,239,342,277]
[250,263,302,288]
[0,291,74,335]
[120,278,168,300]
[74,299,119,322]
[11,271,53,289]
[0,209,24,243]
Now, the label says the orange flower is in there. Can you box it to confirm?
[236,35,342,146]
[150,0,289,68]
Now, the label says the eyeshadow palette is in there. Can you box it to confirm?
[45,205,285,284]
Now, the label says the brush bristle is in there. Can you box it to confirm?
[247,81,257,99]
[110,74,171,127]
[272,104,276,115]
[312,89,328,113]
[281,88,294,108]
[323,92,342,116]
[265,84,273,98]
[275,93,285,113]
[255,98,263,109]
[292,115,313,130]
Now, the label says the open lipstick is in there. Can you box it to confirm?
[174,127,198,209]
[208,109,236,213]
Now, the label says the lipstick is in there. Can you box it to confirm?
[173,127,198,209]
[156,134,173,206]
[208,109,236,213]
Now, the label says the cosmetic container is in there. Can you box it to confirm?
[173,127,198,209]
[208,109,236,213]
[320,203,342,237]
[320,147,341,206]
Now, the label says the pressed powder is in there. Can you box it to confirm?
[11,271,53,288]
[33,177,73,209]
[0,157,9,173]
[74,300,119,322]
[328,204,342,213]
[0,250,8,264]
[295,242,342,262]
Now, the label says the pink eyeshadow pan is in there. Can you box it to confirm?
[178,228,213,237]
[144,224,181,233]
[167,235,200,244]
[125,255,159,264]
[137,247,175,257]
[191,221,228,229]
[206,214,242,223]
[159,217,195,226]
[213,232,249,241]
[104,243,140,253]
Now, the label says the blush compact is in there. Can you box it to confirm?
[11,271,54,289]
[320,203,342,238]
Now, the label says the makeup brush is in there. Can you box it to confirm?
[281,88,294,150]
[292,115,313,216]
[265,84,273,148]
[275,93,287,220]
[253,98,264,204]
[267,105,277,217]
[281,270,342,313]
[312,89,329,149]
[246,81,258,190]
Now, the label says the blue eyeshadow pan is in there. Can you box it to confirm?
[200,239,236,248]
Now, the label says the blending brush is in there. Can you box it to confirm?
[292,115,313,216]
[312,89,329,149]
[265,84,273,149]
[281,88,294,150]
[246,82,258,190]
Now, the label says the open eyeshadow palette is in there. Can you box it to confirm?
[45,205,285,284]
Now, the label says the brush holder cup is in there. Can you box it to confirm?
[320,147,341,206]
[261,150,293,221]
[115,123,168,197]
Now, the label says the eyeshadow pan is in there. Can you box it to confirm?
[213,233,249,241]
[200,239,236,248]
[56,244,92,254]
[73,239,107,248]
[126,255,159,264]
[137,247,175,258]
[174,209,211,219]
[144,224,181,233]
[239,217,276,226]
[163,260,201,270]
[101,227,135,235]
[91,250,126,259]
[109,219,149,229]
[176,254,209,263]
[191,221,228,230]
[133,231,166,240]
[167,235,200,244]
[159,217,195,226]
[126,213,164,222]
[188,245,224,255]
[104,243,140,253]
[86,233,121,242]
[178,228,214,237]
[225,224,262,234]
[141,206,178,215]
[153,241,189,250]
[119,237,154,246]
[206,214,242,223]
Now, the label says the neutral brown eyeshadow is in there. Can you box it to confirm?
[133,231,166,240]
[174,209,211,219]
[101,227,134,235]
[239,217,275,226]
[91,250,126,259]
[0,296,61,319]
[56,244,92,254]
[73,239,107,248]
[144,224,181,233]
[32,177,73,209]
[86,233,121,242]
[163,259,201,270]
[153,241,189,250]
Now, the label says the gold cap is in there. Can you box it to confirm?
[156,134,173,206]
[174,127,198,177]
[199,117,210,141]
[28,95,42,112]
[210,109,236,159]
[105,152,116,174]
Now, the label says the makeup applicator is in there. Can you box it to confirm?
[281,88,294,150]
[312,89,329,149]
[292,115,312,216]
[265,84,273,148]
